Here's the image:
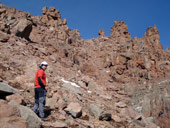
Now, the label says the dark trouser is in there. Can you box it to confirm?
[33,88,46,118]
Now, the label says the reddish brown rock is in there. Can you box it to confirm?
[42,121,68,128]
[64,102,82,118]
[0,30,9,42]
[144,25,165,55]
[0,100,20,118]
[0,3,169,128]
[110,20,130,39]
[6,93,24,105]
[98,29,105,38]
[0,117,28,128]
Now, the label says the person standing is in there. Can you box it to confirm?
[33,61,48,120]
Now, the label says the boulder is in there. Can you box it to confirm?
[0,117,28,128]
[89,104,111,121]
[0,82,20,96]
[6,93,25,105]
[89,104,103,119]
[112,115,122,123]
[46,97,57,109]
[0,31,9,42]
[61,82,82,96]
[12,18,32,40]
[64,102,82,118]
[9,101,42,128]
[0,100,20,118]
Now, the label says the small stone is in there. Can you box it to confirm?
[112,115,122,122]
[43,121,68,128]
[115,101,127,108]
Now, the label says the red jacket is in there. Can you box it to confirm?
[35,69,46,88]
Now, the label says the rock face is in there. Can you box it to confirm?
[110,20,130,39]
[41,6,66,27]
[0,3,33,40]
[126,80,170,128]
[0,3,170,128]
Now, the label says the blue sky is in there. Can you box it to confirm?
[0,0,170,49]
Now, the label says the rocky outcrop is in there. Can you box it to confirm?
[41,6,67,27]
[0,3,169,128]
[0,3,33,40]
[98,29,105,38]
[109,20,130,39]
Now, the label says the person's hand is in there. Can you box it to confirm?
[45,86,48,91]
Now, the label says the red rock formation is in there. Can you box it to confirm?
[0,3,170,128]
[110,20,130,39]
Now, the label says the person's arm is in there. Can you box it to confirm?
[38,77,45,89]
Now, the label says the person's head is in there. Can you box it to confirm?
[40,61,48,71]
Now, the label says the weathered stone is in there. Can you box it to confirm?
[12,18,32,40]
[112,115,122,122]
[43,121,68,128]
[0,8,6,14]
[64,102,82,118]
[49,7,55,12]
[62,18,67,25]
[0,117,29,128]
[9,101,42,128]
[0,82,20,95]
[99,111,112,121]
[110,20,130,38]
[41,15,49,23]
[6,93,24,105]
[0,100,20,118]
[61,83,82,96]
[115,101,127,108]
[89,104,103,119]
[0,31,9,42]
[46,97,57,109]
[98,29,105,38]
[42,6,47,15]
[0,3,170,128]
